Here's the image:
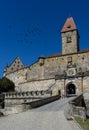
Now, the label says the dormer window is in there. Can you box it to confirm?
[67,24,71,28]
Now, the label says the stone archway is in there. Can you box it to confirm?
[66,83,76,97]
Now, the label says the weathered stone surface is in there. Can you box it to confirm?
[18,79,55,92]
[5,52,89,97]
[62,30,79,54]
[4,57,24,76]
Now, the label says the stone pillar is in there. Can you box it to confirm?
[64,78,66,97]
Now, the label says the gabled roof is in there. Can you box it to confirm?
[61,17,77,33]
[9,57,24,67]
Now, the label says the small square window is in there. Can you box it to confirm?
[67,36,71,43]
[11,68,13,70]
[67,57,72,61]
[67,57,72,65]
[17,65,19,68]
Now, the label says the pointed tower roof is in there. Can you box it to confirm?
[61,17,77,33]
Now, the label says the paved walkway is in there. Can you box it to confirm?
[0,98,83,130]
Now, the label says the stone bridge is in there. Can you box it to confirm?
[0,97,83,130]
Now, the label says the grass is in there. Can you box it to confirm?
[75,116,89,130]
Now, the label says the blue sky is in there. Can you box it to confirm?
[0,0,89,77]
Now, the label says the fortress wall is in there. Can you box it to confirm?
[16,79,55,92]
[6,68,28,86]
[83,77,89,93]
[5,51,89,94]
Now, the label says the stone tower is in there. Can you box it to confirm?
[61,17,80,54]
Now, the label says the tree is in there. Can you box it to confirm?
[0,77,15,93]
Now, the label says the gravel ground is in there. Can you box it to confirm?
[0,98,82,130]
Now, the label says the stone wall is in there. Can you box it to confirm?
[6,67,28,86]
[5,51,89,82]
[27,60,45,80]
[83,92,89,116]
[61,30,79,54]
[55,76,89,96]
[4,57,24,76]
[17,79,55,92]
[83,77,89,93]
[69,94,87,118]
[5,51,89,95]
[24,51,89,82]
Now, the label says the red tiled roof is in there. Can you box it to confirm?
[46,49,89,58]
[61,17,77,33]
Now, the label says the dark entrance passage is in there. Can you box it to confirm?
[66,84,76,97]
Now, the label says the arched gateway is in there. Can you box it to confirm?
[66,83,76,97]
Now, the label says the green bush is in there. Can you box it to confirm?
[0,101,5,108]
[0,77,15,93]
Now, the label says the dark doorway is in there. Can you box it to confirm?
[66,84,76,97]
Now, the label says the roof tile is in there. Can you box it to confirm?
[61,17,77,33]
[46,49,89,58]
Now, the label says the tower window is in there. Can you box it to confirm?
[67,35,71,43]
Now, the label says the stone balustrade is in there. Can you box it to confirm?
[4,90,52,99]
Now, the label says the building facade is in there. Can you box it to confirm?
[4,17,89,97]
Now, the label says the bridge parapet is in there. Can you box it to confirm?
[4,90,52,99]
